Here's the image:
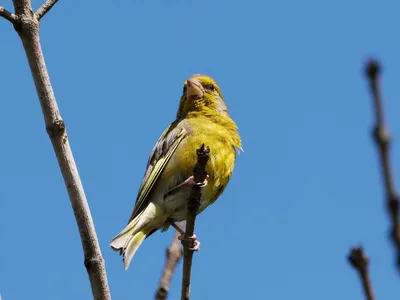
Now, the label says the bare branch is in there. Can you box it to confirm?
[348,246,375,300]
[7,0,111,298]
[36,0,58,20]
[12,0,30,15]
[0,6,18,24]
[181,144,210,300]
[155,222,184,300]
[366,59,400,272]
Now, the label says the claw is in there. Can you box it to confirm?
[166,175,209,196]
[178,233,201,251]
[190,240,201,251]
[185,175,209,188]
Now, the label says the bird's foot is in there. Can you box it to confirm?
[167,220,201,251]
[184,175,209,188]
[179,233,201,251]
[165,175,209,196]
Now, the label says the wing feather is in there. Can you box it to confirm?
[128,123,186,222]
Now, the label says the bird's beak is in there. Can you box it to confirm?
[186,79,204,99]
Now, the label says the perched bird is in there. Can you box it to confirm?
[110,74,242,269]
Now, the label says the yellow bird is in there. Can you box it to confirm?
[110,74,242,269]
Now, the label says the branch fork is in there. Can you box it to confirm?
[1,0,58,26]
[1,1,111,299]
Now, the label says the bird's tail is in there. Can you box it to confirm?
[110,204,162,269]
[122,229,149,270]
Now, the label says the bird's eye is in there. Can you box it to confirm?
[183,85,187,94]
[204,84,215,91]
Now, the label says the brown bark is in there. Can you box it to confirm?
[155,222,184,300]
[366,59,400,273]
[181,144,210,300]
[1,1,111,299]
[348,247,375,300]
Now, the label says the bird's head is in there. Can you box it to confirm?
[177,74,229,118]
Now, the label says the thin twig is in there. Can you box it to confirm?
[8,1,111,299]
[348,246,375,300]
[0,6,18,24]
[35,0,58,20]
[181,144,210,300]
[366,59,400,272]
[155,221,185,300]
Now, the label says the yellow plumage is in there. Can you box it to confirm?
[110,74,242,269]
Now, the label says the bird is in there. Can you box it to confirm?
[110,74,242,269]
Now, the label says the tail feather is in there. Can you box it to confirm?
[122,230,148,270]
[110,230,133,253]
[110,203,163,269]
[110,212,143,252]
[110,225,150,269]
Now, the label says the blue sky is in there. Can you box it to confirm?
[1,0,400,299]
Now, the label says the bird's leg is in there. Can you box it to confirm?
[184,174,209,187]
[165,174,208,251]
[168,219,201,251]
[165,175,209,197]
[168,219,185,235]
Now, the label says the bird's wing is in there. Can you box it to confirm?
[128,122,186,223]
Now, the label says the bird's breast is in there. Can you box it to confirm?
[160,121,237,218]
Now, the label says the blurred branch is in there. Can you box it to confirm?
[5,1,111,299]
[348,246,375,300]
[36,0,58,20]
[366,59,400,272]
[181,144,210,300]
[0,6,18,24]
[155,222,184,300]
